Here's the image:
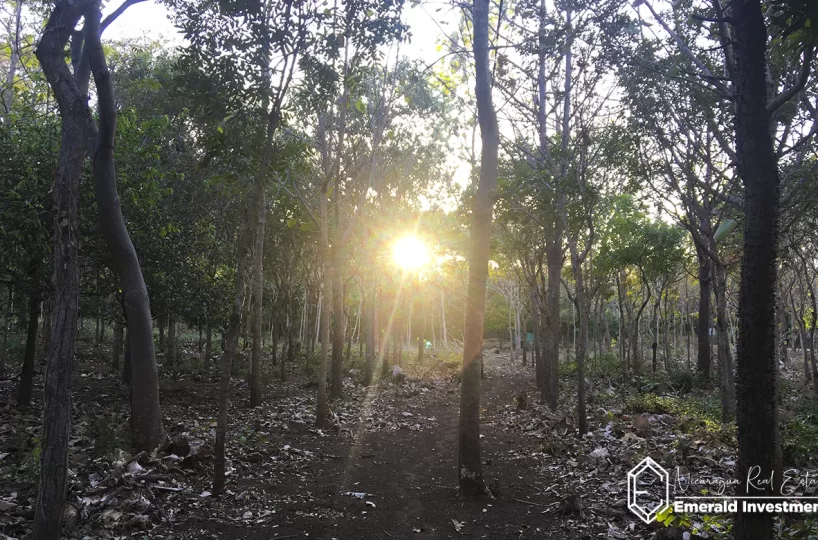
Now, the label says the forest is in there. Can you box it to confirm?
[1,0,817,537]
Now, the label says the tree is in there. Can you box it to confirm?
[458,0,498,497]
[732,1,786,536]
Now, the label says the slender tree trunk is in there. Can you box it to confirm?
[316,193,331,426]
[17,281,40,408]
[249,176,267,407]
[441,288,448,347]
[365,278,376,385]
[617,272,627,374]
[284,300,294,382]
[714,263,736,422]
[732,2,782,536]
[0,286,11,379]
[2,0,22,116]
[315,291,322,351]
[330,246,345,400]
[416,281,424,364]
[531,282,543,387]
[459,0,498,496]
[801,262,818,395]
[87,20,163,449]
[345,308,353,363]
[213,200,252,495]
[95,314,101,348]
[204,325,212,372]
[652,298,660,373]
[776,288,788,365]
[569,246,589,435]
[167,313,176,372]
[32,4,93,534]
[158,314,166,354]
[697,254,712,381]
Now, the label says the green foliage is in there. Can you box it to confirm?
[782,401,818,467]
[625,393,674,415]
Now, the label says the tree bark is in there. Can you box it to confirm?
[86,14,163,450]
[441,288,448,347]
[204,326,212,371]
[2,0,22,116]
[531,282,543,387]
[714,263,735,422]
[249,176,268,407]
[0,286,11,379]
[157,313,166,354]
[459,0,498,496]
[213,200,252,495]
[731,2,782,537]
[365,278,376,385]
[569,245,589,435]
[316,192,331,426]
[167,313,176,373]
[696,253,712,381]
[32,3,94,535]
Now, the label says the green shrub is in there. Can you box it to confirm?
[587,352,620,380]
[625,393,673,414]
[667,369,695,394]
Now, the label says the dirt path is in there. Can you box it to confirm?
[177,353,594,539]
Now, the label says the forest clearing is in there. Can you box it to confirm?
[1,0,818,538]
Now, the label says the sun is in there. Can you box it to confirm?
[392,236,429,271]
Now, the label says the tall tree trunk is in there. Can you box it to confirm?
[569,246,589,435]
[458,0,498,496]
[416,282,424,364]
[365,278,376,385]
[167,313,176,373]
[617,272,627,374]
[731,2,782,536]
[441,288,448,347]
[158,314,166,354]
[776,288,788,365]
[0,286,11,379]
[284,300,294,382]
[2,0,22,116]
[249,176,267,407]
[652,297,660,373]
[801,261,818,395]
[213,200,252,495]
[204,326,212,371]
[17,280,40,408]
[87,20,163,450]
[345,307,353,363]
[316,193,331,426]
[697,254,712,381]
[32,3,93,534]
[531,282,543,387]
[714,263,736,422]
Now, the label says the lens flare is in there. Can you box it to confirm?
[392,236,429,270]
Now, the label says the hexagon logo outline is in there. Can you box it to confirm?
[627,457,670,524]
